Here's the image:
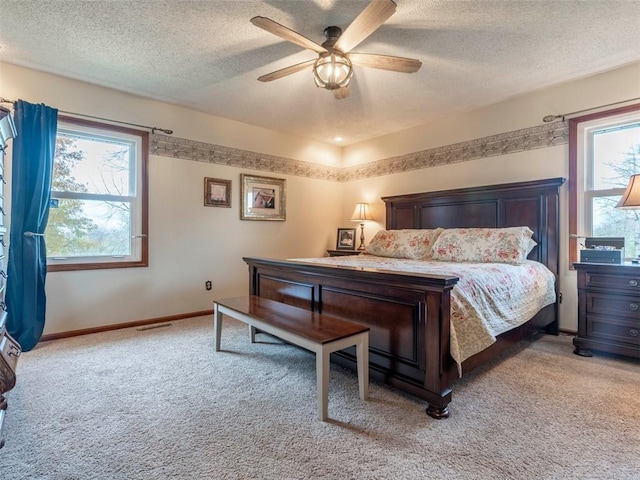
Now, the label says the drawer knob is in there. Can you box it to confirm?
[630,303,639,311]
[630,280,639,287]
[631,329,639,337]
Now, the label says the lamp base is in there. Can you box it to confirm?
[357,223,366,250]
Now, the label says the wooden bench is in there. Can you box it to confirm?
[213,295,369,421]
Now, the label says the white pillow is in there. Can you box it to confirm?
[431,227,534,264]
[364,228,444,260]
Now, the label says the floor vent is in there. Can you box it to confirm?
[136,323,172,332]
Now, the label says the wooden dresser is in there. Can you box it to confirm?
[0,108,21,448]
[0,311,20,448]
[573,262,640,359]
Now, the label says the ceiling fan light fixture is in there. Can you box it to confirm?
[313,51,353,90]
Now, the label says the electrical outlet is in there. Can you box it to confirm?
[205,281,212,291]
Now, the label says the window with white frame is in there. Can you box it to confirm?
[572,105,640,261]
[46,116,148,271]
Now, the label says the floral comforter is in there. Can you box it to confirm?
[289,255,556,372]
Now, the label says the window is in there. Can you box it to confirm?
[46,116,148,271]
[569,104,640,264]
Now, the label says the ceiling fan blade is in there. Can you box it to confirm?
[257,59,316,82]
[251,16,327,54]
[349,53,422,73]
[334,86,350,100]
[335,0,397,53]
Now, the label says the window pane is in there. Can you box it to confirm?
[55,132,134,196]
[47,117,148,271]
[592,195,640,257]
[46,198,132,257]
[592,123,640,190]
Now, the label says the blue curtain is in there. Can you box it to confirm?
[6,100,58,351]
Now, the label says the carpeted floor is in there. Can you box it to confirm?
[1,315,638,480]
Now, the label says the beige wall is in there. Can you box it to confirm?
[341,62,640,332]
[0,63,343,334]
[2,61,640,334]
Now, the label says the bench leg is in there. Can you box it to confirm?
[249,325,257,343]
[356,333,369,401]
[213,303,222,352]
[316,348,330,421]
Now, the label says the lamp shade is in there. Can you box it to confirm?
[616,174,640,209]
[350,203,374,222]
[0,107,16,147]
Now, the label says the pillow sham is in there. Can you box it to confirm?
[364,228,444,260]
[431,227,534,264]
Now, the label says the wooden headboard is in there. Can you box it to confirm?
[382,178,566,276]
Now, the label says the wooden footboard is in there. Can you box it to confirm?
[244,256,460,418]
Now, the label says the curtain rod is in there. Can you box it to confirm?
[542,97,640,123]
[0,96,173,134]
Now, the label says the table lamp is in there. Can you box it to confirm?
[616,174,640,262]
[616,174,640,209]
[0,107,16,148]
[350,202,374,250]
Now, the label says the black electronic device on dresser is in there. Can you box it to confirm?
[573,262,640,360]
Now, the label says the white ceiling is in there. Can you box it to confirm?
[1,0,639,146]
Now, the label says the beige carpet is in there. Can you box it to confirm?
[1,315,638,480]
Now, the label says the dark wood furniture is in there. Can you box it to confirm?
[0,120,20,447]
[327,249,360,257]
[244,177,565,419]
[0,311,20,448]
[213,295,369,421]
[573,262,640,359]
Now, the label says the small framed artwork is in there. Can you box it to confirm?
[241,174,286,221]
[204,177,232,208]
[336,228,356,250]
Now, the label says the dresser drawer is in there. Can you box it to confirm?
[585,291,640,320]
[587,314,640,346]
[0,332,20,394]
[584,271,640,294]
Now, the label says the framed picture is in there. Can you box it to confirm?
[204,177,232,208]
[336,228,356,250]
[241,174,286,221]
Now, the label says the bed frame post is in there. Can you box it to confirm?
[423,289,454,419]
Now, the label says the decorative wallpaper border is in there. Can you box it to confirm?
[151,121,568,183]
[151,135,342,181]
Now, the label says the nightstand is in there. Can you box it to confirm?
[573,262,640,359]
[327,249,361,257]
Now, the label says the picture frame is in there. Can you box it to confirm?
[204,177,232,208]
[240,174,286,221]
[336,228,357,250]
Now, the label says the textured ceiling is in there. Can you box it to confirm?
[1,0,639,146]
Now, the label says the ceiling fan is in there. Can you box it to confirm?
[251,0,422,100]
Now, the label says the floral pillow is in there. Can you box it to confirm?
[364,228,443,260]
[431,227,534,264]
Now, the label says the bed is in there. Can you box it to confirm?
[243,177,565,418]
